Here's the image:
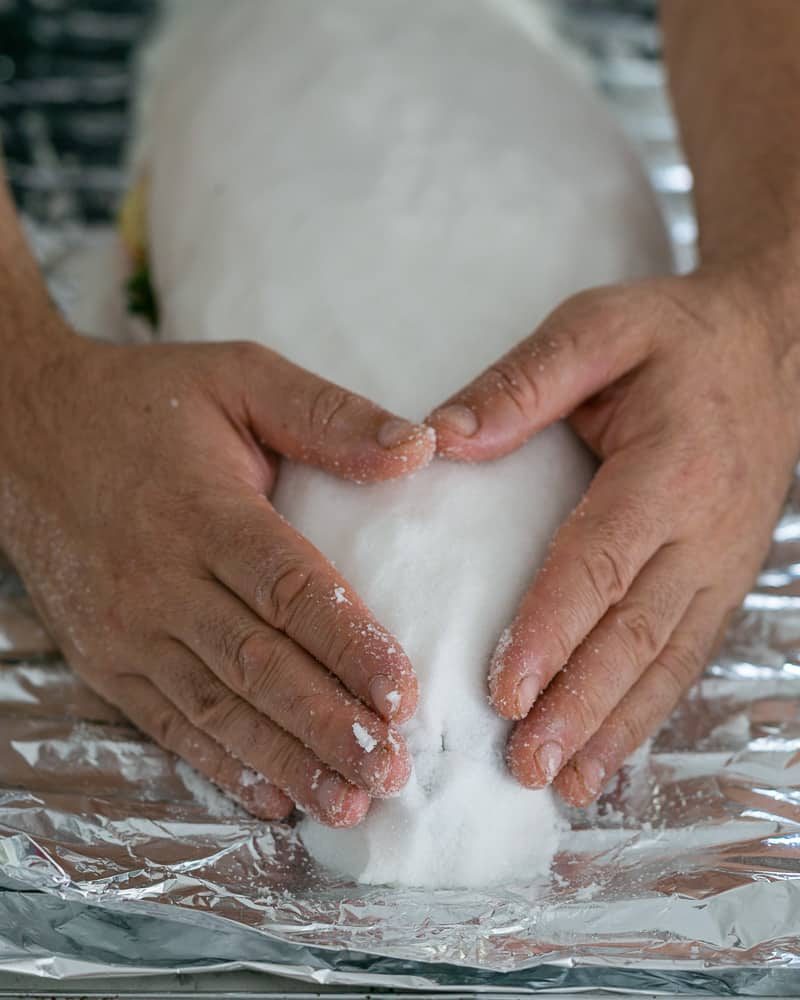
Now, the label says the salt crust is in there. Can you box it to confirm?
[137,0,670,886]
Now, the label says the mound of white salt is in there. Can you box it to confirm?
[137,0,670,886]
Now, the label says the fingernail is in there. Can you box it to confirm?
[374,737,412,798]
[377,418,421,449]
[249,778,292,818]
[369,674,403,718]
[432,404,478,437]
[533,741,563,784]
[575,758,605,799]
[516,673,541,717]
[316,773,348,817]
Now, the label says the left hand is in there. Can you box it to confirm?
[427,267,800,805]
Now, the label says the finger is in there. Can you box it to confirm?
[113,674,293,820]
[204,496,419,723]
[174,579,410,797]
[427,289,652,461]
[489,450,673,721]
[506,543,696,788]
[234,342,436,482]
[553,590,727,806]
[149,641,371,827]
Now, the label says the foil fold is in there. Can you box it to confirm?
[2,482,800,993]
[1,4,799,991]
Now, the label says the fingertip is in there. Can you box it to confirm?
[506,726,537,788]
[317,421,435,485]
[488,639,519,718]
[397,658,420,720]
[489,662,539,722]
[332,787,371,828]
[369,671,418,723]
[488,620,545,719]
[368,420,436,481]
[425,404,477,458]
[429,403,479,438]
[311,773,371,828]
[391,690,418,725]
[243,781,294,820]
[427,405,526,463]
[490,677,528,721]
[553,766,593,807]
[374,732,412,798]
[427,408,499,464]
[554,758,606,807]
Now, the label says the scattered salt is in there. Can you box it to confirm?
[385,689,401,712]
[174,759,241,818]
[352,722,378,753]
[489,626,513,679]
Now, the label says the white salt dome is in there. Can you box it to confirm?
[135,0,671,887]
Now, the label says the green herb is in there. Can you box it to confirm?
[126,261,159,327]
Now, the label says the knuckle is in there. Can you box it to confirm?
[285,690,334,746]
[547,620,576,671]
[226,626,286,699]
[322,631,359,683]
[558,286,607,319]
[614,711,648,758]
[308,383,358,437]
[569,684,603,738]
[612,603,662,667]
[545,289,617,351]
[249,637,296,705]
[578,541,630,609]
[229,339,266,368]
[191,687,247,738]
[150,708,186,751]
[655,642,701,703]
[256,551,313,629]
[485,357,541,418]
[178,677,221,725]
[262,731,302,788]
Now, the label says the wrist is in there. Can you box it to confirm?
[0,303,89,553]
[691,252,800,417]
[694,237,798,321]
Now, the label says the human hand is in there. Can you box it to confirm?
[428,269,800,805]
[0,329,435,826]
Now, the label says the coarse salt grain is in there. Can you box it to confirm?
[352,722,378,753]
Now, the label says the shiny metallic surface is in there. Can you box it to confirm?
[1,1,798,995]
[2,532,800,996]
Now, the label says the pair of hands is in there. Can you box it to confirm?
[2,267,797,826]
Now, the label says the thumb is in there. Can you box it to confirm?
[426,288,652,462]
[238,342,436,483]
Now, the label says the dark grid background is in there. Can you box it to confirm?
[0,0,156,223]
[2,0,696,276]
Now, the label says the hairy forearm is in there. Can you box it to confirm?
[0,176,62,351]
[0,172,81,548]
[661,0,800,274]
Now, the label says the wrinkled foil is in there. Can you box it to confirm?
[2,3,800,996]
[1,476,800,996]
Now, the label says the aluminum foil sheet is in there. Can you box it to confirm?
[2,1,800,996]
[1,478,800,996]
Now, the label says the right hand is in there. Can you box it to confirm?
[0,325,434,826]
